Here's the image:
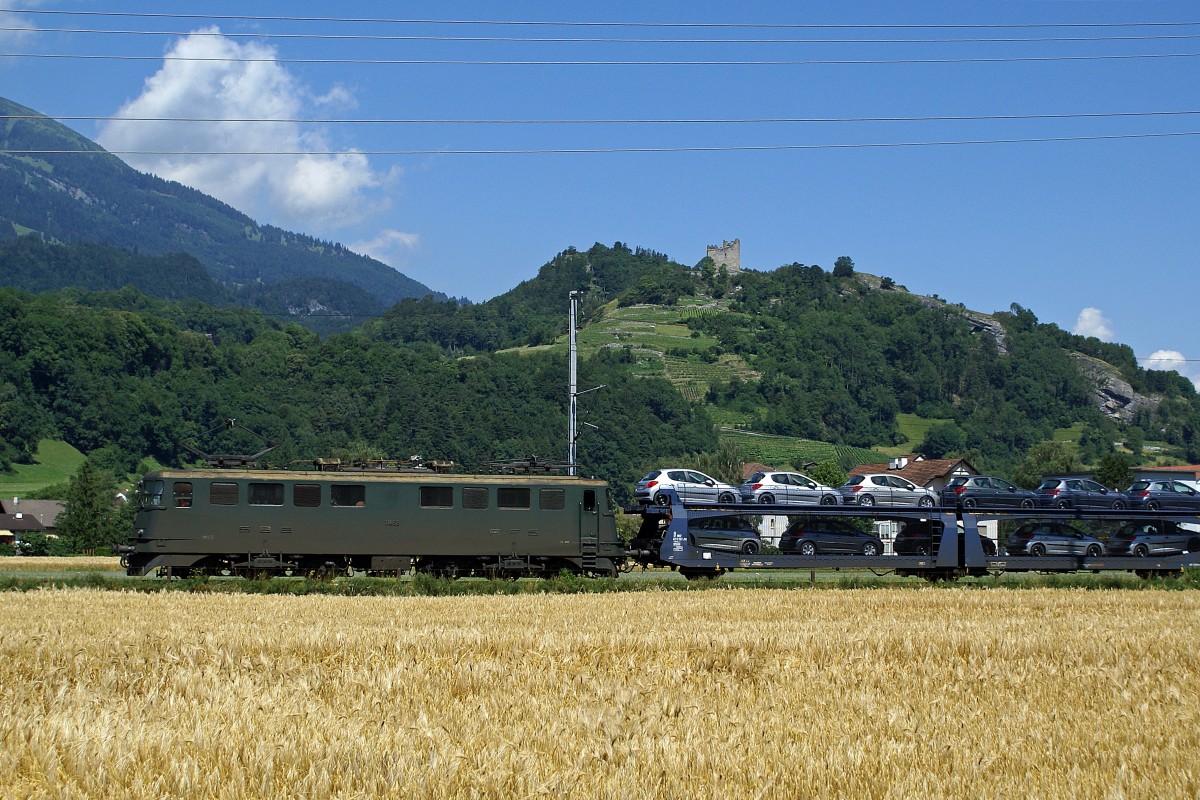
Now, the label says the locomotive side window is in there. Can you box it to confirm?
[583,490,596,512]
[249,483,284,506]
[539,488,566,510]
[420,486,454,508]
[294,484,321,508]
[173,482,193,508]
[210,482,238,506]
[497,488,530,509]
[331,484,366,507]
[462,487,489,509]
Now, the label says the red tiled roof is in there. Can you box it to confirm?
[741,462,773,480]
[848,455,976,487]
[1137,464,1200,472]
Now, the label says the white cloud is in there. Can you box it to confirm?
[1072,307,1114,341]
[349,229,421,269]
[0,2,39,48]
[1141,350,1200,390]
[96,28,394,231]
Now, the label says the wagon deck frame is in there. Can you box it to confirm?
[635,490,1200,579]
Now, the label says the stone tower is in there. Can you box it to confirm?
[706,239,740,274]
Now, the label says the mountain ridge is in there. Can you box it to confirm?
[0,95,441,311]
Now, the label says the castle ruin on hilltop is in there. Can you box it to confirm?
[706,238,740,274]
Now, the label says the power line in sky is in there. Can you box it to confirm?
[8,51,1200,65]
[3,9,1199,29]
[5,130,1198,155]
[4,110,1199,125]
[6,25,1200,44]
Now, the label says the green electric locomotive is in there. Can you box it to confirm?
[121,463,624,579]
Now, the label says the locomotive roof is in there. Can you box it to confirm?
[140,468,608,485]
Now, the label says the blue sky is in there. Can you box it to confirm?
[2,1,1198,384]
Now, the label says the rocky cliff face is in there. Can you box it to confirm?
[1069,352,1160,422]
[959,310,1009,356]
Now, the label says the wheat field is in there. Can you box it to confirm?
[2,588,1198,798]
[0,556,122,572]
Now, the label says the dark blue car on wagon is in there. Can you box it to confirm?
[1035,477,1128,510]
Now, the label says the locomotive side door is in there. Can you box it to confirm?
[578,489,600,569]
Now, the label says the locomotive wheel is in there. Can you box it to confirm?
[759,494,775,505]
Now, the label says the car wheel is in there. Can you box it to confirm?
[799,541,817,556]
[1133,543,1149,558]
[962,498,977,510]
[861,541,880,557]
[718,491,736,504]
[1146,501,1160,512]
[858,494,875,507]
[918,496,935,508]
[1030,543,1046,557]
[1020,499,1035,509]
[983,540,998,556]
[654,493,671,507]
[741,540,760,555]
[1056,500,1071,509]
[820,495,837,506]
[1111,500,1126,510]
[759,493,775,505]
[1085,544,1102,558]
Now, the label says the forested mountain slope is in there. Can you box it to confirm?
[0,96,439,306]
[374,243,1200,475]
[0,287,714,501]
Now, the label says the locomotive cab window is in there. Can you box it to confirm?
[331,484,366,507]
[497,488,531,509]
[420,486,454,508]
[173,482,193,508]
[139,480,165,508]
[249,483,285,506]
[583,490,596,512]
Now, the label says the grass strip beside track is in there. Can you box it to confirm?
[2,568,1199,595]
